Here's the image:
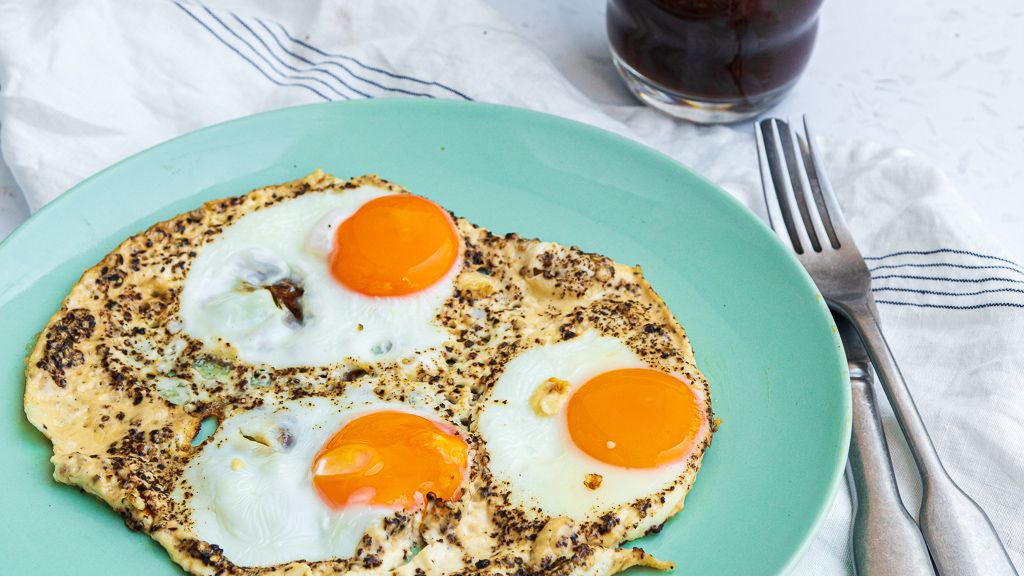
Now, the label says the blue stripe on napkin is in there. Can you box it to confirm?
[867,248,1024,311]
[874,300,1024,310]
[174,2,332,101]
[873,287,1024,297]
[872,274,1024,285]
[175,0,470,102]
[200,5,362,99]
[263,20,472,101]
[865,247,1023,269]
[869,262,1024,276]
[252,19,445,100]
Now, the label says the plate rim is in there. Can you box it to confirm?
[0,98,850,574]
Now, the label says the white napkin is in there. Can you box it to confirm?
[1,0,1021,573]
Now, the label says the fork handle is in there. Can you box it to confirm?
[847,357,936,575]
[840,298,1018,576]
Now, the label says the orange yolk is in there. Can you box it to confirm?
[329,195,459,296]
[566,368,703,469]
[311,411,468,510]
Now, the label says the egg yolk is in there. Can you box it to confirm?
[311,411,468,510]
[566,368,702,469]
[329,195,459,296]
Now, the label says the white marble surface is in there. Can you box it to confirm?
[485,0,1024,258]
[2,0,1022,260]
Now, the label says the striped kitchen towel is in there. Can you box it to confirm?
[0,0,1020,573]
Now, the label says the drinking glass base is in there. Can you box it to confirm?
[612,54,789,124]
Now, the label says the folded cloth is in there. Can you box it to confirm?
[1,0,1021,573]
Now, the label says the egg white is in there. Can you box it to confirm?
[179,185,458,368]
[178,388,455,568]
[477,330,707,520]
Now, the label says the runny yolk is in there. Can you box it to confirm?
[566,368,702,469]
[311,411,468,510]
[329,195,459,296]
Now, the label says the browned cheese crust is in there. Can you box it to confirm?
[24,171,714,575]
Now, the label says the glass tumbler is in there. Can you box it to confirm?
[608,0,824,124]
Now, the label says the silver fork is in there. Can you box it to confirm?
[755,117,1018,576]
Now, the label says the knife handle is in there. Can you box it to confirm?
[847,358,935,576]
[843,298,1018,576]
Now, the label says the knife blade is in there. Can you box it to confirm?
[836,311,936,575]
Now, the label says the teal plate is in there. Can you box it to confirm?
[0,100,849,575]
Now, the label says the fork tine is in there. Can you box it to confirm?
[777,119,823,253]
[800,116,855,248]
[781,118,833,252]
[757,118,815,254]
[754,120,790,247]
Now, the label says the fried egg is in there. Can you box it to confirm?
[179,388,468,568]
[180,184,461,368]
[478,330,710,526]
[24,171,714,576]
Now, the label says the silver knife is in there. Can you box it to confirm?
[837,312,936,575]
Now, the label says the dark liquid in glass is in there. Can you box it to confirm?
[608,0,823,102]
